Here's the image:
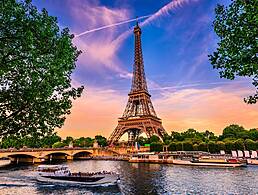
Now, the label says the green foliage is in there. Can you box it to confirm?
[171,131,184,141]
[94,135,107,147]
[209,0,258,103]
[168,142,177,151]
[234,139,245,150]
[175,142,183,151]
[63,136,73,146]
[245,139,256,151]
[0,0,84,139]
[52,141,65,148]
[208,141,217,153]
[150,142,163,152]
[74,137,93,147]
[216,141,226,151]
[0,132,61,148]
[163,134,172,145]
[198,142,208,152]
[248,128,258,140]
[222,124,246,139]
[183,142,193,151]
[225,141,235,153]
[137,136,149,146]
[193,144,198,151]
[149,135,161,143]
[1,135,22,148]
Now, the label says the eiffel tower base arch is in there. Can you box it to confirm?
[108,117,166,146]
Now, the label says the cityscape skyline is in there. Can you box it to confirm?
[33,0,258,138]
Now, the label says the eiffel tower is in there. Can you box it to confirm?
[108,22,167,145]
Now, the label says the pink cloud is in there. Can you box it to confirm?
[155,85,258,134]
[68,0,132,77]
[58,83,258,138]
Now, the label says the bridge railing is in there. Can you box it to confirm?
[0,147,93,153]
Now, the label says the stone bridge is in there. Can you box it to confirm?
[0,146,150,164]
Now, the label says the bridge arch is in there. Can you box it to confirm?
[72,151,92,160]
[42,151,72,161]
[7,154,39,164]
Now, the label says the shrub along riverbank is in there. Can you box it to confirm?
[145,124,258,153]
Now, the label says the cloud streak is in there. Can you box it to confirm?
[73,0,200,78]
[112,0,199,47]
[75,15,151,38]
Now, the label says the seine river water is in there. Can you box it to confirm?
[0,160,257,195]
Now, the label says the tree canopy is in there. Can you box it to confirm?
[0,0,83,139]
[209,0,258,104]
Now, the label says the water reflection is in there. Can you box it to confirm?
[0,160,257,194]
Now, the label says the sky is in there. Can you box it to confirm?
[33,0,258,139]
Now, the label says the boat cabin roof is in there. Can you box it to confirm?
[37,165,69,170]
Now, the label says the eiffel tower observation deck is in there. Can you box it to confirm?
[108,22,167,145]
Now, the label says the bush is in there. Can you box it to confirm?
[193,144,199,151]
[183,142,193,151]
[216,141,226,151]
[234,139,245,150]
[52,141,65,148]
[175,142,183,151]
[245,139,256,151]
[150,142,163,152]
[168,142,177,151]
[225,141,235,153]
[198,142,208,152]
[208,141,217,153]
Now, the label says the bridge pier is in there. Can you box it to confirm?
[66,155,73,160]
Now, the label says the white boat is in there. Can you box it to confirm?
[247,159,258,165]
[172,156,246,168]
[36,165,120,186]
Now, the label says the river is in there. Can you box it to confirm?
[0,160,257,194]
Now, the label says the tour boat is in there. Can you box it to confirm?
[247,159,258,165]
[36,165,120,186]
[172,156,246,168]
[129,152,173,163]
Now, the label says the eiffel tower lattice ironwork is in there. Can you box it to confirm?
[108,23,167,145]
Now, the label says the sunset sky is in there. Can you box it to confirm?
[33,0,258,138]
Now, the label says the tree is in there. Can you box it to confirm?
[216,141,226,152]
[245,139,256,151]
[52,141,65,148]
[137,136,149,146]
[225,141,235,153]
[171,131,184,141]
[234,139,245,150]
[94,135,107,147]
[0,135,21,148]
[208,141,217,153]
[175,142,183,151]
[168,142,177,151]
[198,142,208,152]
[74,137,94,147]
[222,124,246,139]
[63,136,74,146]
[0,0,84,139]
[149,135,160,143]
[209,0,258,104]
[150,142,163,152]
[41,133,61,148]
[248,128,258,141]
[182,142,193,151]
[193,144,199,151]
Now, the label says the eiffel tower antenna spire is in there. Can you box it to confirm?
[108,23,167,146]
[130,20,148,94]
